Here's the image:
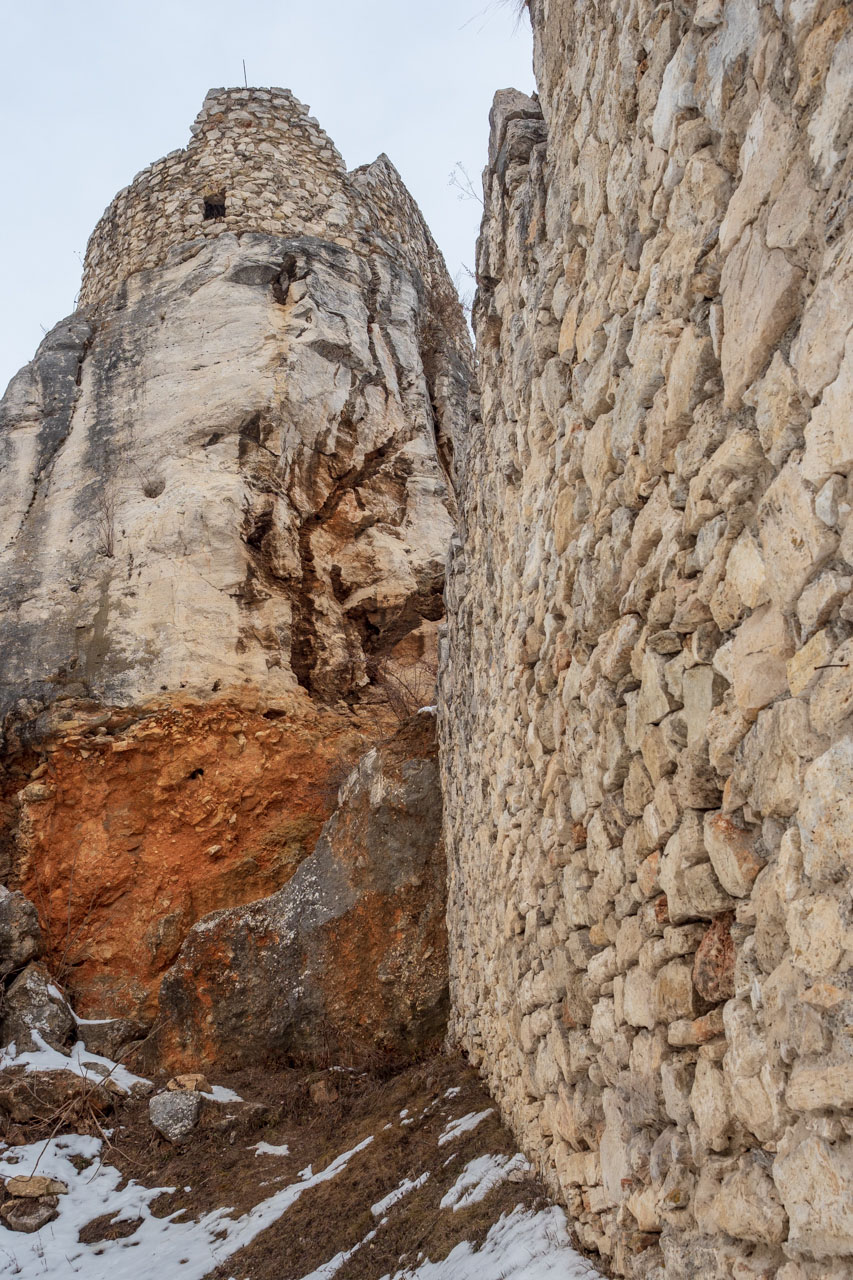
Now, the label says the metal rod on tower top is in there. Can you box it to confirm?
[243,60,247,88]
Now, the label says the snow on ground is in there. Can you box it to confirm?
[440,1153,530,1210]
[0,1033,151,1095]
[380,1205,601,1279]
[253,1141,291,1157]
[201,1085,243,1103]
[437,1108,494,1146]
[0,1081,604,1280]
[371,1172,431,1217]
[0,1133,372,1279]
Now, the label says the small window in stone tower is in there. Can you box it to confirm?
[203,193,226,220]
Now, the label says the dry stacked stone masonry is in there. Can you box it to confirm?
[440,2,853,1277]
[80,87,456,313]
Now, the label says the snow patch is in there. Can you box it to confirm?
[253,1141,291,1157]
[0,1033,150,1096]
[440,1153,530,1210]
[371,1172,430,1217]
[379,1205,602,1279]
[0,1132,373,1279]
[437,1108,494,1146]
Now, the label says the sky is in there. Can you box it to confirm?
[0,0,533,395]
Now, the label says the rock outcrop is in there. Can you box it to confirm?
[441,3,853,1277]
[153,713,447,1071]
[0,88,470,1021]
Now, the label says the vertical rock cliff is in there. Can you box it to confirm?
[0,87,470,1025]
[441,3,853,1277]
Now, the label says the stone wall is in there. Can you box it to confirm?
[441,2,853,1277]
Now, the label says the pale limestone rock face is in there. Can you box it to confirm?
[0,92,469,1030]
[798,738,853,887]
[440,2,853,1276]
[0,92,470,732]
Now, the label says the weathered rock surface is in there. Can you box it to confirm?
[1,962,74,1053]
[0,1195,60,1233]
[149,1089,203,1143]
[440,2,853,1277]
[4,1175,67,1198]
[9,692,399,1020]
[0,88,470,1020]
[0,887,42,977]
[153,713,446,1070]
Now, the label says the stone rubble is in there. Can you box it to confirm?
[440,2,853,1276]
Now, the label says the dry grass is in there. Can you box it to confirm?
[50,1052,557,1279]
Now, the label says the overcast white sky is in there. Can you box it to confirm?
[0,0,533,394]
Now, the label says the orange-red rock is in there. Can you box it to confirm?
[9,690,396,1022]
[151,714,446,1071]
[692,913,736,1005]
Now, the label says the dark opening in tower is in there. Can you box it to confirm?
[203,193,226,220]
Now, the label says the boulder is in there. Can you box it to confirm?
[1,962,74,1053]
[77,1016,149,1061]
[153,715,447,1070]
[149,1089,203,1143]
[0,889,42,977]
[0,1196,59,1233]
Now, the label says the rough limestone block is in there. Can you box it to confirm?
[774,1131,853,1258]
[720,227,803,409]
[798,738,853,887]
[690,1058,732,1151]
[787,629,834,697]
[802,332,853,486]
[703,812,763,898]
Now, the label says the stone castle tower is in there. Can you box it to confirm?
[0,89,470,1023]
[79,87,455,313]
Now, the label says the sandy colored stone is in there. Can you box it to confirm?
[786,894,845,976]
[730,603,794,714]
[742,351,808,469]
[690,1058,732,1151]
[798,738,853,887]
[774,1131,853,1258]
[787,629,835,697]
[757,462,838,611]
[4,1175,68,1198]
[720,227,803,409]
[703,813,763,898]
[719,97,795,254]
[786,1061,853,1112]
[0,1197,59,1234]
[802,332,853,486]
